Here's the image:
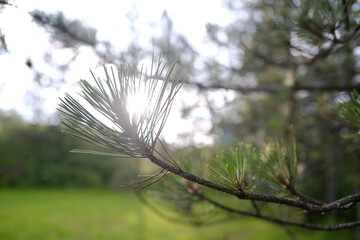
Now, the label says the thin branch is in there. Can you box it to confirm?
[286,185,324,206]
[282,225,300,240]
[136,191,199,225]
[29,7,360,98]
[342,0,350,30]
[195,190,360,231]
[251,200,261,216]
[153,147,179,168]
[119,169,166,188]
[0,0,17,7]
[135,171,169,191]
[137,191,241,226]
[339,22,360,43]
[146,152,360,213]
[158,138,179,168]
[186,80,360,94]
[30,10,97,46]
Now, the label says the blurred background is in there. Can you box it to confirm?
[1,0,360,239]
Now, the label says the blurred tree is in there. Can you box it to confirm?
[0,111,140,188]
[198,0,360,236]
[203,0,360,225]
[2,0,360,237]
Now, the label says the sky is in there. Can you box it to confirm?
[0,0,235,145]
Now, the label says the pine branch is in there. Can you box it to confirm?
[342,0,351,30]
[285,184,324,206]
[58,58,360,231]
[30,10,97,46]
[186,80,360,94]
[137,191,239,226]
[0,0,16,7]
[194,190,360,231]
[28,10,360,95]
[146,152,360,213]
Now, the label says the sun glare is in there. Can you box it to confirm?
[126,91,149,118]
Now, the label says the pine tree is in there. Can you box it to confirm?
[53,0,360,234]
[3,0,360,235]
[58,56,360,232]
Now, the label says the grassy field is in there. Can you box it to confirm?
[0,189,354,240]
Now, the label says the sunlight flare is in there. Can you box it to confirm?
[58,58,186,158]
[126,88,148,118]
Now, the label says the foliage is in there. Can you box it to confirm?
[207,137,298,194]
[58,51,360,232]
[259,136,298,194]
[31,10,97,47]
[336,90,360,129]
[0,112,140,188]
[59,58,185,159]
[208,143,250,191]
[204,1,360,228]
[2,0,360,236]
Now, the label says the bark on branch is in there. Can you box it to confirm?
[147,153,360,213]
[196,190,360,231]
[187,81,360,94]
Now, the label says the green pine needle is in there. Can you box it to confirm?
[259,135,298,193]
[58,57,186,159]
[208,143,250,190]
[336,90,360,129]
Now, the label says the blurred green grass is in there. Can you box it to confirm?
[0,189,353,240]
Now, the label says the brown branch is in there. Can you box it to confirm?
[30,10,97,46]
[338,21,360,44]
[30,10,360,96]
[186,80,360,94]
[136,191,200,225]
[342,0,350,30]
[137,191,243,226]
[146,152,360,213]
[0,0,17,7]
[195,190,360,231]
[251,200,261,216]
[286,185,324,206]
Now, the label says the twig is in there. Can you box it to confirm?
[251,200,261,216]
[186,80,360,94]
[286,185,324,206]
[137,191,241,226]
[135,171,169,191]
[282,225,299,240]
[195,190,360,231]
[146,152,360,213]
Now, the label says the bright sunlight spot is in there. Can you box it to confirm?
[83,64,211,146]
[126,89,148,119]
